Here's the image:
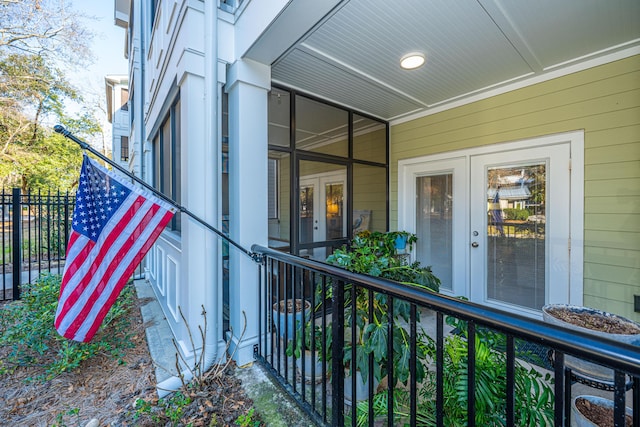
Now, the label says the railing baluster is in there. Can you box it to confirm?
[350,284,357,427]
[467,321,476,427]
[302,271,314,411]
[321,274,327,422]
[554,351,565,427]
[410,303,417,427]
[387,294,394,426]
[331,279,345,427]
[633,375,639,427]
[436,311,444,427]
[506,335,515,427]
[613,370,625,427]
[368,288,374,426]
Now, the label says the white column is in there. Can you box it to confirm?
[226,58,270,366]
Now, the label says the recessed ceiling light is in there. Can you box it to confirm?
[400,53,425,70]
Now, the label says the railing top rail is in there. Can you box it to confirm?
[252,244,640,376]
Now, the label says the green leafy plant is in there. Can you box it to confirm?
[235,407,261,427]
[51,406,80,427]
[326,230,440,293]
[133,392,192,426]
[352,317,555,426]
[503,208,531,221]
[164,391,192,423]
[326,231,439,387]
[0,273,135,381]
[286,319,332,360]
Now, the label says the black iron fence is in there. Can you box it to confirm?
[1,188,149,301]
[1,188,74,300]
[252,245,640,427]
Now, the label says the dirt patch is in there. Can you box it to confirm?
[0,298,259,426]
[547,307,640,334]
[575,397,632,427]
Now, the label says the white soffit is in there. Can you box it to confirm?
[258,0,640,121]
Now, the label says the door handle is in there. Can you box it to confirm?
[471,242,479,248]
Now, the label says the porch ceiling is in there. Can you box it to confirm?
[246,0,640,123]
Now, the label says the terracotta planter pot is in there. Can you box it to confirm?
[571,395,632,427]
[542,304,640,382]
[272,299,311,341]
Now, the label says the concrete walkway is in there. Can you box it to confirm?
[133,278,317,426]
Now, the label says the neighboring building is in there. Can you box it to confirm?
[113,0,640,367]
[105,75,131,173]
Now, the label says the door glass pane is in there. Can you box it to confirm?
[416,174,453,291]
[299,185,314,244]
[325,183,343,240]
[486,163,546,309]
[268,151,290,252]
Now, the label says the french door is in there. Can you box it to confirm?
[399,133,583,317]
[299,171,347,260]
[469,144,570,316]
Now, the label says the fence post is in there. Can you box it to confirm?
[12,187,21,300]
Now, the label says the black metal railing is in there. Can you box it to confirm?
[0,188,147,301]
[252,245,640,427]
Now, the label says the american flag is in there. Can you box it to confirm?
[55,154,175,342]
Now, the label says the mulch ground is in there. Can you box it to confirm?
[0,297,260,427]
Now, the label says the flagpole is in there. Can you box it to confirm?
[54,125,259,262]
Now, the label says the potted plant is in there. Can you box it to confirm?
[542,304,640,382]
[326,231,438,403]
[326,231,440,293]
[286,319,332,383]
[388,230,417,252]
[571,395,632,427]
[272,298,311,341]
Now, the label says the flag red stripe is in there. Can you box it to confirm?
[55,196,143,328]
[62,199,161,339]
[82,209,174,340]
[57,232,84,296]
[55,235,94,329]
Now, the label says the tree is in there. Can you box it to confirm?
[0,0,101,191]
[0,0,92,65]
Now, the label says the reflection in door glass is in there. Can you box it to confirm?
[486,163,546,310]
[416,174,453,291]
[299,185,314,244]
[325,183,343,240]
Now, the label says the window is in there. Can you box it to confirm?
[268,158,278,219]
[120,88,129,108]
[120,136,129,162]
[153,98,181,231]
[150,0,157,28]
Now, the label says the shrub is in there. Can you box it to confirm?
[0,273,135,381]
[503,208,530,221]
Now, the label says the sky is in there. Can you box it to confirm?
[72,1,128,92]
[66,1,128,148]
